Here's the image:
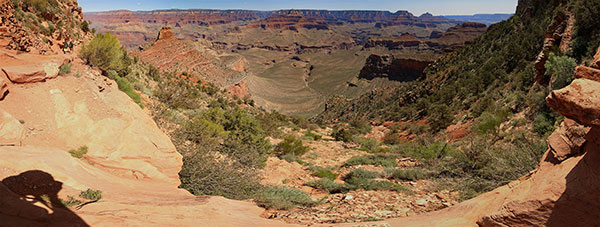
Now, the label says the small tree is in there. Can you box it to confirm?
[275,135,310,158]
[80,33,130,75]
[545,53,577,90]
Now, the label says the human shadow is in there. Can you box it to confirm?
[545,129,600,226]
[0,170,90,227]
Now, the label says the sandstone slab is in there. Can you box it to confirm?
[546,79,600,126]
[574,66,600,82]
[2,62,60,83]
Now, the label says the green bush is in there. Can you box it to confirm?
[545,53,577,90]
[116,76,142,105]
[331,128,353,142]
[354,137,378,152]
[255,186,315,210]
[303,131,322,141]
[275,135,310,158]
[80,33,131,75]
[58,62,71,76]
[305,178,346,193]
[311,169,338,180]
[60,196,83,207]
[344,168,380,181]
[80,20,90,33]
[342,155,397,167]
[79,188,102,201]
[68,146,88,159]
[386,168,428,181]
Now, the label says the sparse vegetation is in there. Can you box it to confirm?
[58,62,72,76]
[60,195,83,207]
[343,155,397,168]
[79,188,102,201]
[305,178,345,193]
[255,186,315,210]
[68,146,88,159]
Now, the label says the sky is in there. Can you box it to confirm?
[78,0,518,15]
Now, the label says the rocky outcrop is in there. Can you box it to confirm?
[359,55,432,82]
[534,11,573,85]
[156,26,175,40]
[2,61,61,83]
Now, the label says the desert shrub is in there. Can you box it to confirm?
[349,120,372,134]
[331,128,353,142]
[60,196,83,207]
[68,146,88,158]
[545,53,577,90]
[275,135,310,158]
[305,178,345,193]
[474,109,510,135]
[80,20,90,33]
[79,189,102,201]
[393,142,450,162]
[116,76,142,106]
[303,131,322,141]
[311,168,338,180]
[154,77,202,109]
[179,148,262,200]
[354,137,378,152]
[344,168,380,181]
[342,155,397,168]
[255,186,315,210]
[427,104,454,132]
[58,62,71,76]
[385,168,428,181]
[80,33,131,75]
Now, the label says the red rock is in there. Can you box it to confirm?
[547,118,590,161]
[574,66,600,82]
[156,26,175,40]
[2,62,59,83]
[0,76,7,99]
[546,79,600,127]
[591,46,600,69]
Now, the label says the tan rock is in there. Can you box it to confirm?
[2,62,59,83]
[546,79,600,126]
[574,66,600,82]
[0,110,24,145]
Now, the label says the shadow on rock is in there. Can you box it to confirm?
[0,170,89,227]
[545,128,600,226]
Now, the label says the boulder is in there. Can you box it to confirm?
[574,66,600,82]
[2,62,60,83]
[0,110,24,145]
[546,79,600,127]
[547,118,590,162]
